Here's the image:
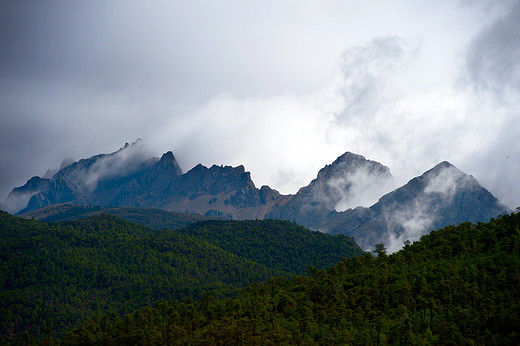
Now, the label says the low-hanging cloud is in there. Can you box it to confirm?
[80,140,154,191]
[385,199,435,254]
[329,165,395,211]
[384,163,485,253]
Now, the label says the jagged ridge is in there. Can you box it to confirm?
[6,142,510,252]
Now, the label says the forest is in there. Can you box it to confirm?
[0,211,362,344]
[19,204,220,230]
[59,212,520,345]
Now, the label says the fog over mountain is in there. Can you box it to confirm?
[1,1,519,209]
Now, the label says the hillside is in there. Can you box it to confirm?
[62,212,520,344]
[176,219,364,274]
[0,212,279,344]
[0,211,362,344]
[19,204,221,230]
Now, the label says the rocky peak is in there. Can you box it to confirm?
[266,152,394,229]
[158,151,183,175]
[318,152,391,179]
[299,151,393,210]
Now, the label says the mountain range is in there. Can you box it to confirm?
[5,140,510,251]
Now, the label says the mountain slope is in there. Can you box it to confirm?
[175,219,364,274]
[18,204,221,230]
[61,212,520,345]
[0,211,363,344]
[0,211,280,344]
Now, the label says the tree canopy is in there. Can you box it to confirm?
[62,213,520,345]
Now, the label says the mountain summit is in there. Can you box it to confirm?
[6,142,510,251]
[6,140,163,213]
[266,152,393,228]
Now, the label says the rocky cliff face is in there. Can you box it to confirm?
[153,163,289,220]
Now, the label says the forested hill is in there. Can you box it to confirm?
[19,204,220,230]
[62,213,520,345]
[176,219,363,274]
[0,211,362,344]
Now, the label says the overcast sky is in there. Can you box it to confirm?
[1,0,519,209]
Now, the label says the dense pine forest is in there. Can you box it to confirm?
[176,219,363,274]
[0,211,362,344]
[60,212,520,345]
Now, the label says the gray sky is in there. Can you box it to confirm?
[1,0,519,209]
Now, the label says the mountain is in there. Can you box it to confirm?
[5,141,289,220]
[60,212,520,345]
[323,161,511,251]
[5,141,510,252]
[153,163,288,219]
[5,140,163,214]
[266,152,393,229]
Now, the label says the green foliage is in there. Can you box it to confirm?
[176,219,364,274]
[0,212,278,344]
[62,213,520,345]
[0,211,362,344]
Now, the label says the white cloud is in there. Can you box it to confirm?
[1,0,519,212]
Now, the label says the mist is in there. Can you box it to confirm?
[384,163,486,253]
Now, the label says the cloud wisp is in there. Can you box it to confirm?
[384,163,486,253]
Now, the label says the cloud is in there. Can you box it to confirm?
[462,1,520,96]
[424,165,470,197]
[335,36,413,123]
[81,140,154,191]
[1,1,519,213]
[331,165,396,211]
[152,92,335,195]
[147,36,414,197]
[385,199,435,254]
[384,164,476,253]
[457,0,520,208]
